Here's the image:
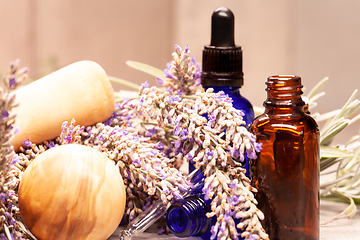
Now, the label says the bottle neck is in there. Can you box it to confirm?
[166,196,209,237]
[263,75,305,111]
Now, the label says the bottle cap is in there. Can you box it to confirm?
[201,7,243,87]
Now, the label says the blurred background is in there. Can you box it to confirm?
[1,0,359,143]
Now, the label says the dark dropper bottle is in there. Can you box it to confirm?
[189,6,254,174]
[166,7,251,240]
[202,7,254,126]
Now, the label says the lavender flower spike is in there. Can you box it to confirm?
[159,45,201,95]
[0,60,29,239]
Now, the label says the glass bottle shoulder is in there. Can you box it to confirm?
[251,111,319,135]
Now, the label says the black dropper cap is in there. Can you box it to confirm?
[201,7,243,87]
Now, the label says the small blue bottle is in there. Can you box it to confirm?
[189,7,254,174]
[166,177,216,240]
[166,176,242,240]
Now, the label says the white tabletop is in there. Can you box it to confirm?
[108,200,360,240]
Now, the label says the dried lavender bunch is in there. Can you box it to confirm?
[0,60,29,240]
[109,78,268,239]
[157,44,201,95]
[13,45,267,240]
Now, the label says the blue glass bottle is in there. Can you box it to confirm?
[166,196,213,239]
[166,178,243,240]
[189,7,254,174]
[175,7,253,239]
[166,178,216,240]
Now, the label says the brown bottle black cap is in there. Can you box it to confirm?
[201,7,243,87]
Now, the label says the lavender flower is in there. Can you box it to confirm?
[157,45,202,95]
[0,60,29,239]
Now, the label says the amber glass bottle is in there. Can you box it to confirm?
[249,75,319,240]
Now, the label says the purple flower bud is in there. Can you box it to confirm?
[173,124,181,136]
[190,56,196,66]
[175,44,181,55]
[180,129,189,141]
[9,77,16,89]
[11,155,20,165]
[205,149,214,160]
[150,149,158,156]
[139,96,145,106]
[246,150,257,160]
[146,127,157,137]
[154,141,164,150]
[255,142,263,152]
[0,193,7,202]
[166,86,173,94]
[13,127,20,134]
[166,62,172,70]
[8,219,16,226]
[0,233,6,240]
[141,81,149,88]
[47,140,55,148]
[23,139,32,147]
[174,139,182,151]
[207,112,217,127]
[164,69,173,79]
[157,78,165,85]
[176,89,183,96]
[229,180,237,189]
[132,156,140,165]
[1,111,9,119]
[103,118,112,126]
[194,78,201,87]
[185,45,190,53]
[229,194,240,206]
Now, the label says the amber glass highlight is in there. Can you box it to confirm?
[250,75,319,240]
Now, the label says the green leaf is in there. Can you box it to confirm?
[306,77,329,100]
[320,146,351,158]
[320,118,349,145]
[342,196,357,218]
[126,61,165,80]
[308,91,325,103]
[320,157,343,172]
[321,194,357,225]
[346,135,360,146]
[332,90,358,121]
[320,146,352,158]
[314,109,340,123]
[108,76,140,91]
[114,90,139,101]
[349,113,360,125]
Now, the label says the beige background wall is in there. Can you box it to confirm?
[1,0,359,134]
